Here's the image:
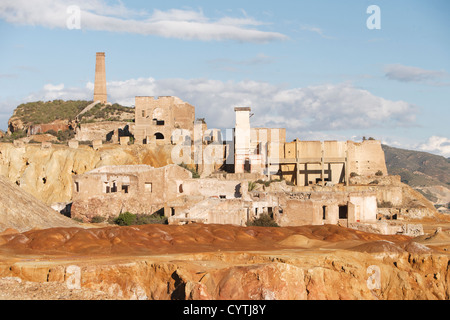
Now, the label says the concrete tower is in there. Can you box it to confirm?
[93,52,107,104]
[234,107,252,173]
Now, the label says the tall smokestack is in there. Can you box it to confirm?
[93,52,107,104]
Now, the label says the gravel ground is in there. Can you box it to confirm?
[0,277,122,300]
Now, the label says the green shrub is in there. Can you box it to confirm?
[113,211,168,226]
[375,170,383,176]
[78,102,134,123]
[246,214,279,227]
[13,100,92,125]
[134,213,168,225]
[114,212,137,226]
[57,129,75,142]
[91,216,106,223]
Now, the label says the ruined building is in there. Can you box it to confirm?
[71,164,192,221]
[68,52,421,235]
[234,107,286,176]
[133,96,195,145]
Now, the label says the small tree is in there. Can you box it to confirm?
[114,212,136,226]
[246,214,279,227]
[375,170,383,176]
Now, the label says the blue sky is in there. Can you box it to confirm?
[0,0,449,156]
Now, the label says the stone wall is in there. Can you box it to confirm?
[134,96,195,145]
[347,140,388,176]
[75,121,130,142]
[71,164,192,221]
[28,119,71,135]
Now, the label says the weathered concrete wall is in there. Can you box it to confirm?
[28,119,71,135]
[134,96,195,145]
[277,199,315,226]
[71,164,192,221]
[169,198,249,226]
[347,140,388,176]
[274,190,377,227]
[182,178,242,199]
[75,121,130,142]
[280,140,387,186]
[349,194,377,222]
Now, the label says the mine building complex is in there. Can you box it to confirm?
[69,52,417,235]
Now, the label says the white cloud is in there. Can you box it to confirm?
[0,0,287,42]
[384,64,448,84]
[300,25,335,39]
[418,136,450,158]
[208,53,276,72]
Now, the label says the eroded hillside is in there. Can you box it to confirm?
[0,143,174,205]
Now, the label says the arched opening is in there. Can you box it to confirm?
[154,132,164,140]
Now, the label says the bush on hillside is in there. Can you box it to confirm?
[246,214,279,227]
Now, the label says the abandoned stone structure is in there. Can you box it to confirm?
[168,179,378,228]
[133,96,195,145]
[71,164,192,221]
[75,121,131,142]
[69,94,396,231]
[66,51,422,234]
[275,139,387,187]
[234,107,286,176]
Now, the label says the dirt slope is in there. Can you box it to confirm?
[0,223,412,257]
[0,174,81,233]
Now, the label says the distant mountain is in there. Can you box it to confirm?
[382,144,450,187]
[382,144,450,209]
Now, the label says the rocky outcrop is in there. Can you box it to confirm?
[0,174,82,232]
[0,142,174,205]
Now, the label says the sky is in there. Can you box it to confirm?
[0,0,449,157]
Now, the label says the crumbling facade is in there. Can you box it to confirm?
[274,139,387,187]
[67,52,403,231]
[71,164,192,221]
[168,179,378,228]
[234,107,286,175]
[133,96,195,145]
